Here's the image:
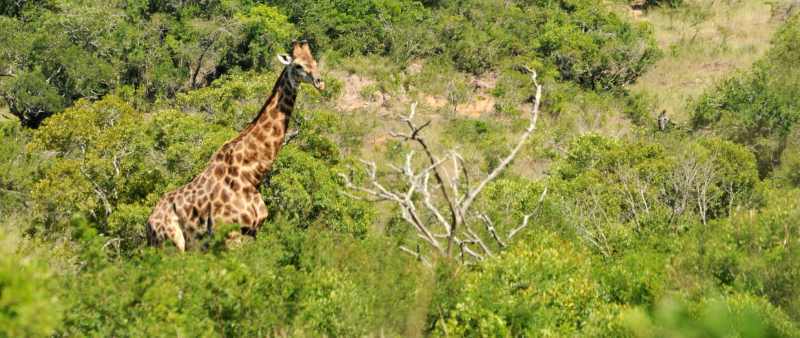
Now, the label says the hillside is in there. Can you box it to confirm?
[629,0,782,122]
[1,0,800,336]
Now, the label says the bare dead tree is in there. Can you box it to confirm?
[569,189,614,257]
[616,163,654,231]
[667,147,724,228]
[694,154,717,226]
[669,154,699,226]
[340,67,545,264]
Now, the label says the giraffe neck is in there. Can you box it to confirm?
[229,67,298,186]
[259,66,298,128]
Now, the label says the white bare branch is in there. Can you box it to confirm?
[422,172,453,234]
[459,68,542,213]
[465,226,493,257]
[507,214,533,242]
[400,245,432,267]
[339,66,545,265]
[507,186,547,241]
[478,213,506,248]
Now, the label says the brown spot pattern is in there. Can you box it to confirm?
[146,43,315,250]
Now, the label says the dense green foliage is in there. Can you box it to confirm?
[0,0,295,127]
[693,15,800,177]
[642,0,684,8]
[427,0,661,87]
[0,232,62,337]
[2,0,799,336]
[1,0,657,126]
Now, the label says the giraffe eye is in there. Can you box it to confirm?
[294,64,303,70]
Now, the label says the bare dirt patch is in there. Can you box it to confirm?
[336,73,376,111]
[456,95,495,118]
[470,72,498,91]
[406,59,424,76]
[423,95,447,109]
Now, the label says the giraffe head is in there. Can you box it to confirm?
[277,40,325,91]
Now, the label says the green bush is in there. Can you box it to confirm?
[59,239,293,336]
[271,0,429,56]
[775,126,800,187]
[0,67,66,127]
[432,232,625,336]
[473,177,557,248]
[698,186,800,319]
[264,146,372,237]
[232,5,297,70]
[673,137,760,223]
[0,233,63,337]
[554,134,673,230]
[0,0,296,127]
[621,294,800,337]
[56,228,427,336]
[692,16,800,177]
[292,232,426,336]
[28,96,234,244]
[598,250,668,306]
[550,134,758,256]
[0,121,43,213]
[433,0,660,89]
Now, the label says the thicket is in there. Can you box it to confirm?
[692,14,800,178]
[1,0,658,127]
[1,1,799,337]
[0,0,295,127]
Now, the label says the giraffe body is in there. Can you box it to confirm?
[147,41,323,251]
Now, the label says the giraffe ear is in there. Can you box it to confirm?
[277,54,293,65]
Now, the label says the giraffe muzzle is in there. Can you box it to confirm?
[313,78,325,91]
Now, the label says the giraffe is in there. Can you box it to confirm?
[146,40,325,251]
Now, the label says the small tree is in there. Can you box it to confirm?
[341,67,544,265]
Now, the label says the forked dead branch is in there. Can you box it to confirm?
[340,67,546,265]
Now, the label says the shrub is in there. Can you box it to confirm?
[597,250,668,306]
[0,0,298,127]
[432,232,625,336]
[621,293,800,337]
[698,186,800,319]
[554,135,674,237]
[692,16,800,177]
[551,134,758,255]
[292,232,426,336]
[433,0,660,90]
[231,5,297,70]
[59,239,294,336]
[0,121,43,213]
[29,96,235,244]
[264,146,373,237]
[775,126,800,187]
[0,232,63,337]
[271,0,429,56]
[0,67,66,127]
[57,227,427,336]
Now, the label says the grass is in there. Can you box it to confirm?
[628,0,781,123]
[0,104,12,121]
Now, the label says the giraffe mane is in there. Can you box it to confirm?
[249,66,289,126]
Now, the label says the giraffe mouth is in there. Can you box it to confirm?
[313,78,326,91]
